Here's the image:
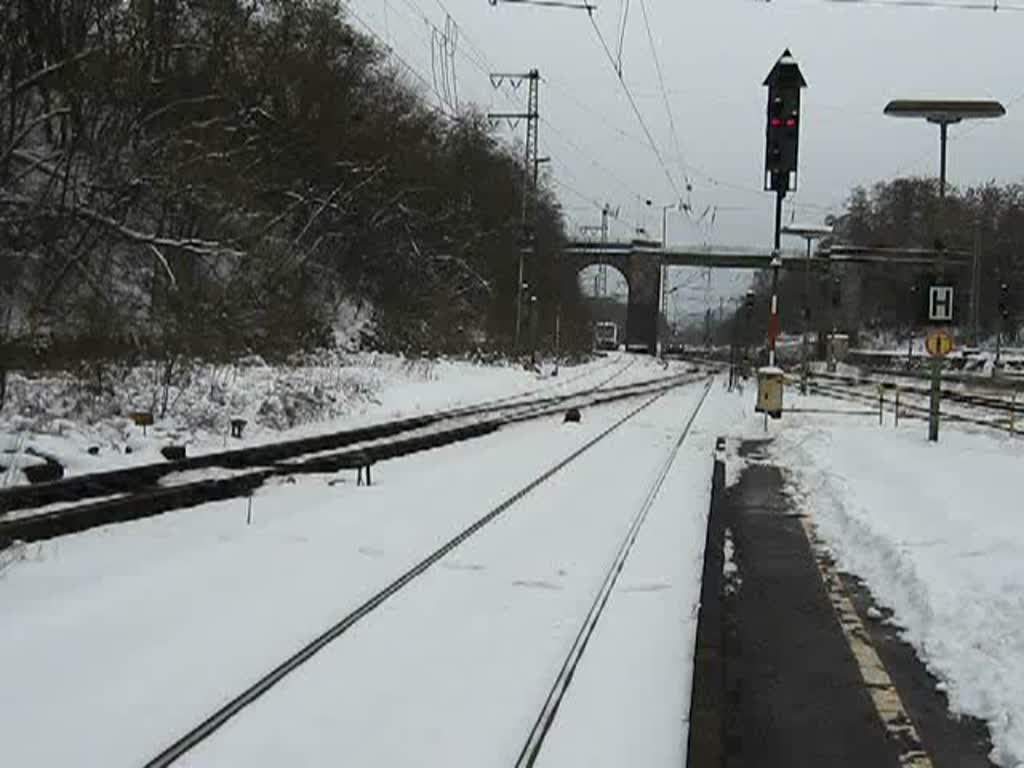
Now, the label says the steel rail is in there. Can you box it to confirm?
[0,371,706,546]
[0,358,639,515]
[514,378,715,767]
[805,379,1020,435]
[141,376,708,768]
[810,370,1023,414]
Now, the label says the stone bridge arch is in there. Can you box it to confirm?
[559,250,662,353]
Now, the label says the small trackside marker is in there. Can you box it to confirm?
[799,517,935,768]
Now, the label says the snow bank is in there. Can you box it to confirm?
[767,407,1024,766]
[0,353,678,487]
[0,353,533,484]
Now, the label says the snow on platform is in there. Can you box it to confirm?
[735,393,1024,767]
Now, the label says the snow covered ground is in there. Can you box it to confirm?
[0,375,743,767]
[730,390,1024,767]
[7,363,1020,766]
[0,352,667,487]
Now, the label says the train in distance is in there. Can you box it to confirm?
[594,321,619,351]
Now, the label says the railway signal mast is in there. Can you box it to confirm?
[763,50,807,368]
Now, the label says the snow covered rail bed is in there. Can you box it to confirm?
[0,357,640,517]
[140,379,713,768]
[515,379,713,767]
[811,370,1024,416]
[0,370,707,547]
[804,376,1023,436]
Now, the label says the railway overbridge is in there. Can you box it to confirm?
[561,239,968,352]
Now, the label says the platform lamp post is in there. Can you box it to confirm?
[781,223,833,394]
[883,99,1005,442]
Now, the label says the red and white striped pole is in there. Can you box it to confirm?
[769,185,784,368]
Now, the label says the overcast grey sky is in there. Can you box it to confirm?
[346,0,1024,307]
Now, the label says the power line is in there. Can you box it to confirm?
[550,173,633,234]
[637,0,690,187]
[344,2,455,119]
[540,118,643,200]
[368,0,792,237]
[491,0,598,8]
[391,0,658,221]
[394,0,531,113]
[542,75,648,145]
[615,0,631,75]
[815,0,1024,11]
[386,0,748,235]
[585,10,685,200]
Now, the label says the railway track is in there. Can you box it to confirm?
[846,351,1024,387]
[803,376,1021,435]
[0,364,705,547]
[672,349,1021,431]
[140,374,713,768]
[810,370,1023,415]
[514,378,713,767]
[0,356,633,516]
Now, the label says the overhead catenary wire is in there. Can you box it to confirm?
[816,0,1024,11]
[402,0,641,229]
[368,0,830,240]
[585,9,685,202]
[391,0,662,230]
[615,0,631,75]
[344,2,456,119]
[637,0,691,190]
[491,0,598,8]
[541,118,645,201]
[384,0,765,238]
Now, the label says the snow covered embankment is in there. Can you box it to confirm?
[771,420,1024,767]
[0,353,666,486]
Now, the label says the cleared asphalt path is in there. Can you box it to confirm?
[701,439,997,768]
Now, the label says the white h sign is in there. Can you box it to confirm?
[929,286,954,323]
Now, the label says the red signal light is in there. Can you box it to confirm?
[770,118,783,127]
[786,117,797,127]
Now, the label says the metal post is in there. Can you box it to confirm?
[743,302,752,379]
[514,254,525,349]
[928,358,941,442]
[768,189,784,368]
[553,303,561,373]
[939,121,948,200]
[530,295,538,365]
[657,264,665,358]
[492,70,540,353]
[801,236,811,393]
[928,121,949,443]
[971,222,981,346]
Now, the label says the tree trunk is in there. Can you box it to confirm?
[160,355,175,419]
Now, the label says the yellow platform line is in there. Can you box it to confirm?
[799,516,934,768]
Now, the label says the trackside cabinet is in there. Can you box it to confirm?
[756,366,784,419]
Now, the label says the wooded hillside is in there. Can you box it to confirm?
[1,0,579,371]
